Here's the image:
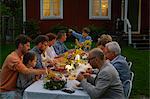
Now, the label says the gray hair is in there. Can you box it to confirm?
[105,41,121,55]
[90,48,104,60]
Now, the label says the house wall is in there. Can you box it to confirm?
[141,0,149,34]
[26,0,121,34]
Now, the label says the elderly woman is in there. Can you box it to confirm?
[96,34,112,51]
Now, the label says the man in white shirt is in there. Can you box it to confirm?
[45,33,58,58]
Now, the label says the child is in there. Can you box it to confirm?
[16,52,37,97]
[69,27,92,43]
[69,27,92,51]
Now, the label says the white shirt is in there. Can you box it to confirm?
[45,46,57,59]
[41,52,50,67]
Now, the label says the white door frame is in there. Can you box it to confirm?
[122,0,141,34]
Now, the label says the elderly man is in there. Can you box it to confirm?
[104,41,131,97]
[104,41,131,83]
[0,35,47,99]
[77,48,124,99]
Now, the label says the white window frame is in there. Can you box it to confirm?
[40,0,63,20]
[89,0,111,20]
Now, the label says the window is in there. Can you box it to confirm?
[89,0,111,20]
[40,0,63,19]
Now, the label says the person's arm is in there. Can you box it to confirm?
[17,63,46,75]
[72,31,82,39]
[86,76,95,85]
[86,36,92,41]
[80,70,112,99]
[6,53,46,76]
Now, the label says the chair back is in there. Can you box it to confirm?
[130,72,134,81]
[123,80,132,98]
[128,61,132,69]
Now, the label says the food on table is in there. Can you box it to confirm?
[68,74,76,80]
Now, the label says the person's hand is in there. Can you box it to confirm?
[68,29,74,33]
[67,49,75,54]
[47,59,56,66]
[76,73,85,82]
[86,68,93,74]
[83,73,91,78]
[35,75,41,81]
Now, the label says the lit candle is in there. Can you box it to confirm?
[45,67,48,75]
[75,54,80,62]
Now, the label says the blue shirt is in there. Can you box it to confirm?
[72,31,92,43]
[30,47,43,69]
[53,40,68,55]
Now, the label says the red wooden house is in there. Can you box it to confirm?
[23,0,149,45]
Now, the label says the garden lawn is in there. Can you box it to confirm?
[0,43,149,98]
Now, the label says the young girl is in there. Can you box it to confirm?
[17,52,37,97]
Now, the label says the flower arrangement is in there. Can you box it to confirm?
[75,39,92,51]
[82,40,92,51]
[43,71,66,90]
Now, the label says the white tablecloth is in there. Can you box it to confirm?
[23,80,91,99]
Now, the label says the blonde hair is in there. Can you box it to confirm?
[97,34,112,47]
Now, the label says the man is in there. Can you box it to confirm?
[30,35,49,69]
[104,41,131,97]
[77,48,124,99]
[0,35,46,99]
[45,33,57,58]
[104,41,131,83]
[53,30,68,55]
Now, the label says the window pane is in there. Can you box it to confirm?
[41,0,63,19]
[101,0,108,16]
[92,0,100,16]
[43,0,50,16]
[53,0,60,16]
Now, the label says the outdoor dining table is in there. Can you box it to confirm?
[23,80,91,99]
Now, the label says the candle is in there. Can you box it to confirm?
[75,54,80,62]
[45,66,48,75]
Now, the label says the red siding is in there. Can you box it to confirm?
[141,0,150,34]
[26,0,121,34]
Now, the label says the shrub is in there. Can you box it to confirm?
[23,20,40,39]
[87,24,107,42]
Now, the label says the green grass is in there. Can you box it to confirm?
[122,46,150,97]
[0,43,149,97]
[0,44,15,66]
